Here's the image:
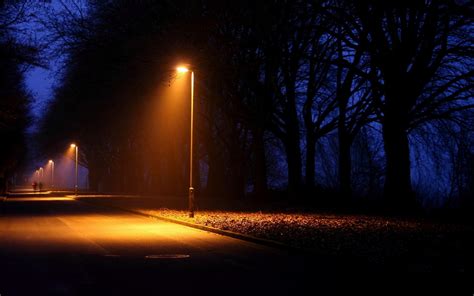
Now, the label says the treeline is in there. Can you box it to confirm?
[38,0,474,208]
[0,1,38,193]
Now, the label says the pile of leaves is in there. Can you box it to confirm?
[77,196,472,271]
[145,209,471,270]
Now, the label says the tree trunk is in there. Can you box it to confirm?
[336,31,352,200]
[382,112,415,208]
[252,127,268,198]
[194,154,201,195]
[284,86,302,198]
[303,83,315,190]
[87,151,101,192]
[338,119,352,199]
[205,140,226,197]
[305,130,315,189]
[285,136,302,198]
[229,156,246,200]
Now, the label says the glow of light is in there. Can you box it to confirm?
[49,160,53,164]
[176,66,189,73]
[70,143,76,148]
[6,197,74,202]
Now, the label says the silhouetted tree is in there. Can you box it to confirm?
[352,0,473,208]
[0,0,39,191]
[36,0,474,210]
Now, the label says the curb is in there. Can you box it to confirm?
[76,198,307,254]
[146,213,303,253]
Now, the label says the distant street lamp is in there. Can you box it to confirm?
[34,170,39,191]
[70,144,78,195]
[176,65,195,218]
[39,167,44,183]
[49,160,55,189]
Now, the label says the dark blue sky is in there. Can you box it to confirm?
[22,1,66,123]
[26,66,55,118]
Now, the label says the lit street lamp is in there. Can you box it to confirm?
[39,167,44,183]
[70,144,78,195]
[34,170,39,191]
[49,160,55,189]
[177,65,195,218]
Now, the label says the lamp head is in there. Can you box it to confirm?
[176,66,189,73]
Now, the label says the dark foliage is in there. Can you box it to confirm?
[0,1,38,193]
[37,0,473,210]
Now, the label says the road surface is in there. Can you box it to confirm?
[0,195,315,295]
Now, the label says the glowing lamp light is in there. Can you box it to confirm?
[176,66,189,73]
[49,160,53,164]
[70,143,76,148]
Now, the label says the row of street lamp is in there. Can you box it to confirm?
[34,66,195,216]
[34,143,78,195]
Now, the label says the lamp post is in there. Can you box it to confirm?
[177,66,195,218]
[49,160,54,189]
[39,167,44,192]
[39,167,44,183]
[70,144,78,195]
[34,170,39,192]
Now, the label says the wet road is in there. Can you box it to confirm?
[0,196,313,295]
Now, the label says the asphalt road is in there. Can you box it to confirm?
[0,195,317,296]
[1,194,470,295]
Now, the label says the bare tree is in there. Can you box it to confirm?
[352,0,474,208]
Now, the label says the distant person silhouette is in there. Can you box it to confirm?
[32,181,37,192]
[38,182,43,192]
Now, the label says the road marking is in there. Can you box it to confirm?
[145,254,190,259]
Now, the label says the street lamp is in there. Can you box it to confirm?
[34,170,39,191]
[176,65,195,218]
[70,144,78,195]
[49,160,55,189]
[38,167,44,192]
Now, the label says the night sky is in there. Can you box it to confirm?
[24,1,67,124]
[26,66,54,119]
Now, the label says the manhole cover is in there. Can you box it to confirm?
[145,254,190,259]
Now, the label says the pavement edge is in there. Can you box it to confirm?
[76,197,307,254]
